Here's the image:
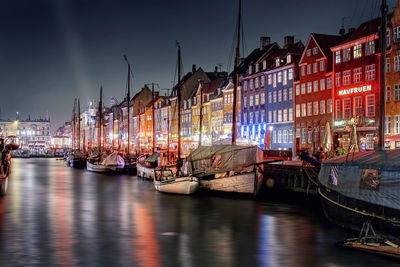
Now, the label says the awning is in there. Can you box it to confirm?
[385,134,400,142]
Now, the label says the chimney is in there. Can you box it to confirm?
[339,27,345,36]
[260,36,271,50]
[284,36,294,49]
[192,64,196,73]
[215,66,218,73]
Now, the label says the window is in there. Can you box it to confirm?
[313,80,318,92]
[273,110,277,122]
[320,79,325,91]
[249,95,254,106]
[301,66,305,76]
[260,93,265,104]
[343,98,351,119]
[306,49,311,56]
[244,81,248,91]
[296,128,300,138]
[394,26,400,43]
[386,86,391,102]
[354,96,362,117]
[387,58,390,73]
[313,62,317,73]
[261,110,265,122]
[289,88,293,100]
[250,79,254,89]
[255,111,259,123]
[278,110,282,122]
[287,54,291,63]
[261,76,265,87]
[278,72,282,83]
[255,94,259,106]
[248,65,252,75]
[295,84,300,96]
[278,130,282,143]
[268,92,272,103]
[353,44,362,58]
[273,91,277,103]
[335,73,341,87]
[313,47,318,55]
[365,64,375,81]
[268,75,272,85]
[343,48,351,62]
[273,73,277,87]
[278,90,282,102]
[289,130,293,143]
[283,89,287,101]
[301,128,306,144]
[283,130,288,143]
[307,64,311,74]
[273,130,276,143]
[283,109,287,122]
[343,70,351,85]
[395,115,400,134]
[249,112,253,124]
[395,56,400,72]
[308,131,312,144]
[301,103,306,117]
[255,77,259,88]
[327,77,332,89]
[385,116,391,135]
[395,85,400,101]
[320,60,325,71]
[276,58,280,67]
[335,50,341,64]
[307,102,312,116]
[327,99,332,113]
[320,100,325,114]
[301,83,306,94]
[307,82,312,93]
[336,99,341,119]
[289,108,293,121]
[268,111,272,122]
[365,40,375,56]
[354,67,362,83]
[366,94,375,117]
[283,70,287,85]
[313,101,318,115]
[288,69,293,80]
[296,104,301,118]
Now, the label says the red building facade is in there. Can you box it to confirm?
[331,18,382,151]
[294,33,343,153]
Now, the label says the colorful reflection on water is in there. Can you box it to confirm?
[0,158,397,267]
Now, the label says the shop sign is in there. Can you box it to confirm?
[338,85,371,96]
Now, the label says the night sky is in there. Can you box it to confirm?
[0,0,396,131]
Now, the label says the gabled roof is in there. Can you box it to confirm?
[237,42,280,75]
[202,78,226,94]
[265,41,305,71]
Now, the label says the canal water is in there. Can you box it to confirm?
[0,158,397,267]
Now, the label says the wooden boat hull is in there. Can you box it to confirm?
[199,169,264,195]
[70,158,87,169]
[137,162,155,179]
[0,178,8,196]
[154,176,199,195]
[319,185,400,236]
[87,161,109,173]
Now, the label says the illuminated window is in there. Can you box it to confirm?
[301,66,305,76]
[278,110,282,122]
[255,77,259,88]
[394,26,400,43]
[320,60,325,71]
[301,103,306,117]
[313,80,318,92]
[289,88,293,100]
[295,84,300,96]
[353,44,362,58]
[250,79,254,89]
[244,81,248,91]
[255,94,259,106]
[335,99,341,119]
[278,130,282,143]
[385,116,391,135]
[289,130,293,143]
[343,70,351,85]
[301,83,306,94]
[395,115,400,134]
[354,67,362,83]
[366,94,375,117]
[343,48,351,62]
[268,111,272,123]
[255,111,259,123]
[301,128,306,144]
[365,40,375,56]
[268,92,272,103]
[283,70,287,85]
[307,64,311,74]
[278,72,282,83]
[283,109,287,122]
[289,108,293,121]
[278,90,282,102]
[327,99,332,113]
[335,51,341,64]
[249,112,253,124]
[261,110,265,122]
[395,85,400,101]
[273,73,277,87]
[313,62,317,73]
[394,56,400,72]
[260,93,265,104]
[273,130,276,143]
[307,102,312,116]
[313,101,318,115]
[354,96,362,117]
[250,95,254,106]
[273,110,277,122]
[268,75,272,85]
[287,54,291,63]
[327,77,332,89]
[335,73,341,87]
[273,91,277,103]
[320,100,325,114]
[296,104,301,118]
[283,130,288,143]
[283,89,287,101]
[365,64,375,81]
[307,82,312,93]
[307,49,311,56]
[261,76,265,87]
[320,79,325,91]
[288,69,293,80]
[313,47,318,55]
[343,98,351,119]
[386,86,391,102]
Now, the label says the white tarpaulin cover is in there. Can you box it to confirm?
[319,149,400,210]
[103,152,125,168]
[187,145,263,175]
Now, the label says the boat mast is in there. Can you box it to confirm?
[98,87,103,155]
[199,81,203,147]
[167,103,170,165]
[72,99,76,151]
[152,83,156,153]
[232,0,242,145]
[127,59,131,156]
[78,98,81,151]
[379,0,388,149]
[138,101,141,154]
[177,42,182,169]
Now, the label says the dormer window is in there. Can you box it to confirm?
[263,60,266,70]
[194,96,197,105]
[287,54,291,63]
[188,100,191,108]
[248,65,252,74]
[255,64,259,73]
[276,58,280,67]
[184,100,187,109]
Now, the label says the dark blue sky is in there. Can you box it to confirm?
[0,0,396,131]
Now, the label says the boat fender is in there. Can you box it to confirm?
[266,178,275,188]
[157,171,162,181]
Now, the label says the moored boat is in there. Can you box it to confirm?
[154,168,199,195]
[0,136,19,196]
[137,154,157,179]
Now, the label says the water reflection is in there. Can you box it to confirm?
[0,158,398,267]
